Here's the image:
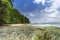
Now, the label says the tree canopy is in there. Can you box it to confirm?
[0,0,30,25]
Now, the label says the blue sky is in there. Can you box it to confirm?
[13,0,60,23]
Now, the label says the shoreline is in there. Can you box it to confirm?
[0,24,59,28]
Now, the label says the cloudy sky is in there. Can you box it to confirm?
[13,0,60,23]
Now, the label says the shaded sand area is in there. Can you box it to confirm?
[0,24,60,40]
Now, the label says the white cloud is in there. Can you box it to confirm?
[33,0,45,4]
[50,0,60,9]
[48,11,59,17]
[30,0,60,23]
[29,12,34,17]
[39,0,60,23]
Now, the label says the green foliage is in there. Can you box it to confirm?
[0,0,30,24]
[0,0,6,25]
[33,27,60,40]
[4,9,30,24]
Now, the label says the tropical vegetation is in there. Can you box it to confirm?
[0,0,30,25]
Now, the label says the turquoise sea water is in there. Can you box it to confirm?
[31,23,60,27]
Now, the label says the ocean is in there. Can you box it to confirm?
[31,23,60,27]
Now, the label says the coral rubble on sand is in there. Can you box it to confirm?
[0,26,60,40]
